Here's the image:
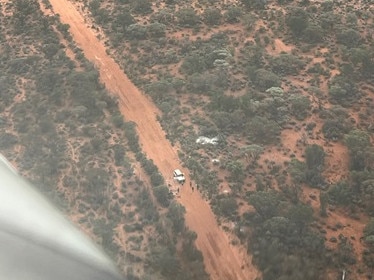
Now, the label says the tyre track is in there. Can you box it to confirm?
[44,1,260,279]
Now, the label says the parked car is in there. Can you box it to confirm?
[173,169,185,184]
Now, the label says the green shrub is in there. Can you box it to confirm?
[328,181,353,206]
[252,69,281,91]
[153,185,171,207]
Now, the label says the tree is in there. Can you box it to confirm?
[131,0,152,15]
[92,218,116,255]
[246,116,281,144]
[328,181,353,206]
[305,144,325,171]
[167,201,186,233]
[303,24,324,43]
[113,10,135,31]
[322,119,349,140]
[180,54,207,75]
[226,160,245,182]
[211,93,240,112]
[36,69,64,96]
[42,43,60,59]
[88,0,100,12]
[150,172,165,187]
[215,196,237,217]
[321,0,334,11]
[150,247,181,278]
[136,188,159,222]
[287,203,313,233]
[242,144,264,164]
[126,24,147,40]
[212,109,245,133]
[224,6,242,23]
[344,130,371,171]
[263,216,295,239]
[364,149,374,173]
[83,167,110,205]
[92,7,110,24]
[345,129,371,154]
[304,144,325,186]
[252,69,281,91]
[277,0,293,3]
[320,106,351,140]
[181,234,208,280]
[266,87,284,96]
[319,192,328,217]
[319,11,340,31]
[249,191,281,219]
[13,0,40,33]
[202,8,222,26]
[0,133,18,149]
[337,239,356,265]
[337,28,361,48]
[145,80,173,102]
[362,49,374,78]
[243,44,264,68]
[242,13,258,31]
[110,144,123,166]
[186,73,214,94]
[259,95,289,125]
[345,12,358,28]
[150,9,174,25]
[348,47,370,66]
[286,7,309,37]
[288,159,306,183]
[148,22,166,38]
[241,0,267,9]
[154,185,171,207]
[362,219,374,266]
[270,54,305,76]
[255,175,265,191]
[177,7,200,27]
[289,95,311,120]
[364,218,374,239]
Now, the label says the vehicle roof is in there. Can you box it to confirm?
[173,169,183,175]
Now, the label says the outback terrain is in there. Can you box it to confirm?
[0,0,374,280]
[44,0,258,278]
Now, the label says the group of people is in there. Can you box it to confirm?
[189,181,199,192]
[170,179,200,196]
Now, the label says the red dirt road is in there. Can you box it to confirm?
[45,1,260,279]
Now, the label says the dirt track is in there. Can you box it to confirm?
[45,1,260,279]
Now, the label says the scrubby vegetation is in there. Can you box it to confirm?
[1,0,373,279]
[80,0,374,278]
[0,1,207,279]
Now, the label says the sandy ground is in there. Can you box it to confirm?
[266,38,293,55]
[43,0,260,279]
[303,186,368,267]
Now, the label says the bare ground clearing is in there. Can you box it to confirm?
[44,0,260,279]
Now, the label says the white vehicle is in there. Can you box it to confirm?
[173,169,185,184]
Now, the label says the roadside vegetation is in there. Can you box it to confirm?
[80,0,374,279]
[0,1,207,279]
[1,0,373,279]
